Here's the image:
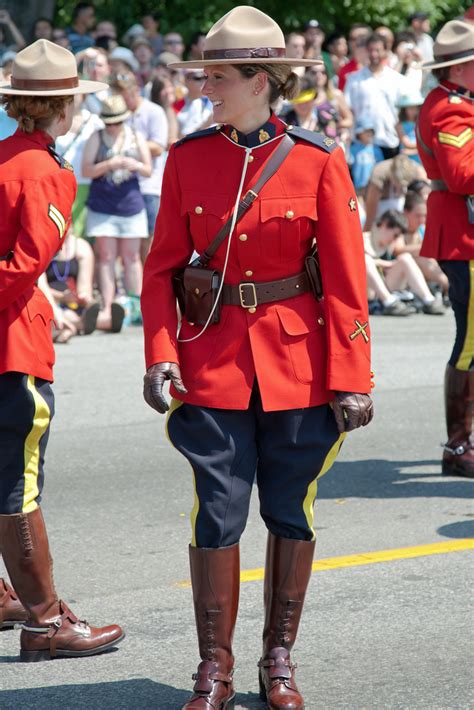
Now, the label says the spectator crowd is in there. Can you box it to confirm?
[0,3,452,340]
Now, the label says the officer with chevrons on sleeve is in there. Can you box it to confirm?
[0,40,125,661]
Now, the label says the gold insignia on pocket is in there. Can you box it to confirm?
[448,95,462,104]
[230,129,239,142]
[349,320,369,343]
[438,127,472,148]
[48,203,66,239]
[348,197,357,211]
[259,129,270,143]
[323,137,335,146]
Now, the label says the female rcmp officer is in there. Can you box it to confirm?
[0,41,124,660]
[142,7,374,709]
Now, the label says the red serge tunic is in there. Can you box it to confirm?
[0,129,76,382]
[417,81,474,261]
[142,115,371,412]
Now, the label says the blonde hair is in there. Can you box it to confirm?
[1,95,73,133]
[235,63,300,103]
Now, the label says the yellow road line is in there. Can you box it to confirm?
[175,539,474,587]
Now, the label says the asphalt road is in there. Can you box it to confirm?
[0,311,473,710]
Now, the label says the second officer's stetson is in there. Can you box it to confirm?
[422,14,474,69]
[168,5,323,69]
[0,39,109,95]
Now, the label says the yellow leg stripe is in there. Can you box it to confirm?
[23,376,51,513]
[302,432,346,540]
[176,539,474,587]
[455,260,474,371]
[165,398,200,547]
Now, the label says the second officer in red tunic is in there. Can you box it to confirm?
[0,41,124,660]
[142,7,374,709]
[417,14,474,478]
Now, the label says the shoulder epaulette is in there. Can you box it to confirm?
[47,144,74,171]
[285,125,338,153]
[175,125,222,147]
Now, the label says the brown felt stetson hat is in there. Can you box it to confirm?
[0,39,108,96]
[422,16,474,70]
[168,6,323,69]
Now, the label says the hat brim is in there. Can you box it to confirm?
[101,110,131,124]
[422,53,474,70]
[0,79,109,96]
[168,57,324,69]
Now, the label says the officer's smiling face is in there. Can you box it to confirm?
[202,64,268,131]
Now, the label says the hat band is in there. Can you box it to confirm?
[437,47,474,62]
[203,47,287,60]
[11,75,79,90]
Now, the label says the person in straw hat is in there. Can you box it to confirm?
[142,6,373,709]
[416,9,474,479]
[0,39,124,660]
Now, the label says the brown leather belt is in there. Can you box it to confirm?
[222,272,310,309]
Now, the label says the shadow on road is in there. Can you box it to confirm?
[317,459,473,501]
[0,679,263,709]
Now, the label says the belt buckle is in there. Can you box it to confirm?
[239,282,257,309]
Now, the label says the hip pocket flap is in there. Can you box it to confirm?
[276,304,319,336]
[25,293,54,325]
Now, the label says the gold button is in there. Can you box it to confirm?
[285,210,294,219]
[239,234,248,242]
[248,307,256,314]
[317,317,325,326]
[245,270,253,277]
[194,288,200,295]
[248,155,254,163]
[287,124,294,130]
[194,206,203,215]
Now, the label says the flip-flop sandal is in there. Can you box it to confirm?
[82,302,100,335]
[111,302,125,333]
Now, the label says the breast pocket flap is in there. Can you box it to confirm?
[260,196,317,223]
[180,192,229,218]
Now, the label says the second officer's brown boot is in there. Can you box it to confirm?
[182,543,240,710]
[442,365,474,478]
[0,578,27,629]
[258,533,316,710]
[0,507,124,661]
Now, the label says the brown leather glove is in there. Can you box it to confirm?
[332,392,374,433]
[143,362,187,414]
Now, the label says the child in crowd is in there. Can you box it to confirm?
[364,209,445,316]
[396,91,424,163]
[349,117,384,203]
[39,228,101,343]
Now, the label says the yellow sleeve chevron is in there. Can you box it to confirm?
[438,127,472,149]
[47,203,67,239]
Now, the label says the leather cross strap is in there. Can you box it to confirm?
[222,272,310,308]
[200,133,295,266]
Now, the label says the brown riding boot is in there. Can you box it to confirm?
[0,578,27,629]
[442,365,474,478]
[258,534,316,710]
[0,507,124,661]
[182,543,240,710]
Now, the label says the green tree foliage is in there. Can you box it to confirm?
[55,0,466,41]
